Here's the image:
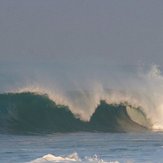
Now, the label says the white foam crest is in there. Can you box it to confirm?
[27,153,80,163]
[26,152,118,163]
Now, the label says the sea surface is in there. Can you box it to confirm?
[1,132,163,163]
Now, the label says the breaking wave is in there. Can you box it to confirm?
[0,91,149,134]
[1,65,163,134]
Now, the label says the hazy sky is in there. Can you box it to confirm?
[0,0,163,66]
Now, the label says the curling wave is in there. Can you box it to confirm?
[0,92,150,134]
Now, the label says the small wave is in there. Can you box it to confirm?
[26,152,118,163]
[0,92,149,134]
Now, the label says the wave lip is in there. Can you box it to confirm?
[0,92,149,134]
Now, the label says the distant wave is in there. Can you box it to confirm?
[0,92,149,134]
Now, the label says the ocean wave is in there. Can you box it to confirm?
[26,152,118,163]
[0,92,149,134]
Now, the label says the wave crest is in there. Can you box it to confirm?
[0,92,149,134]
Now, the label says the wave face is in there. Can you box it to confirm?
[0,92,148,134]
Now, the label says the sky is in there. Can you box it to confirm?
[0,0,163,65]
[0,0,163,91]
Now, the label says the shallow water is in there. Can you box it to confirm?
[1,132,163,163]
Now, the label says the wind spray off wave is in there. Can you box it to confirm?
[1,65,163,133]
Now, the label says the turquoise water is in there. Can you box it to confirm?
[1,132,163,163]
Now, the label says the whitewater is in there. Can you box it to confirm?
[1,65,163,162]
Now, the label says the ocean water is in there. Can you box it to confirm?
[1,65,163,162]
[1,132,163,163]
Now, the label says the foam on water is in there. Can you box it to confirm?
[27,152,119,163]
